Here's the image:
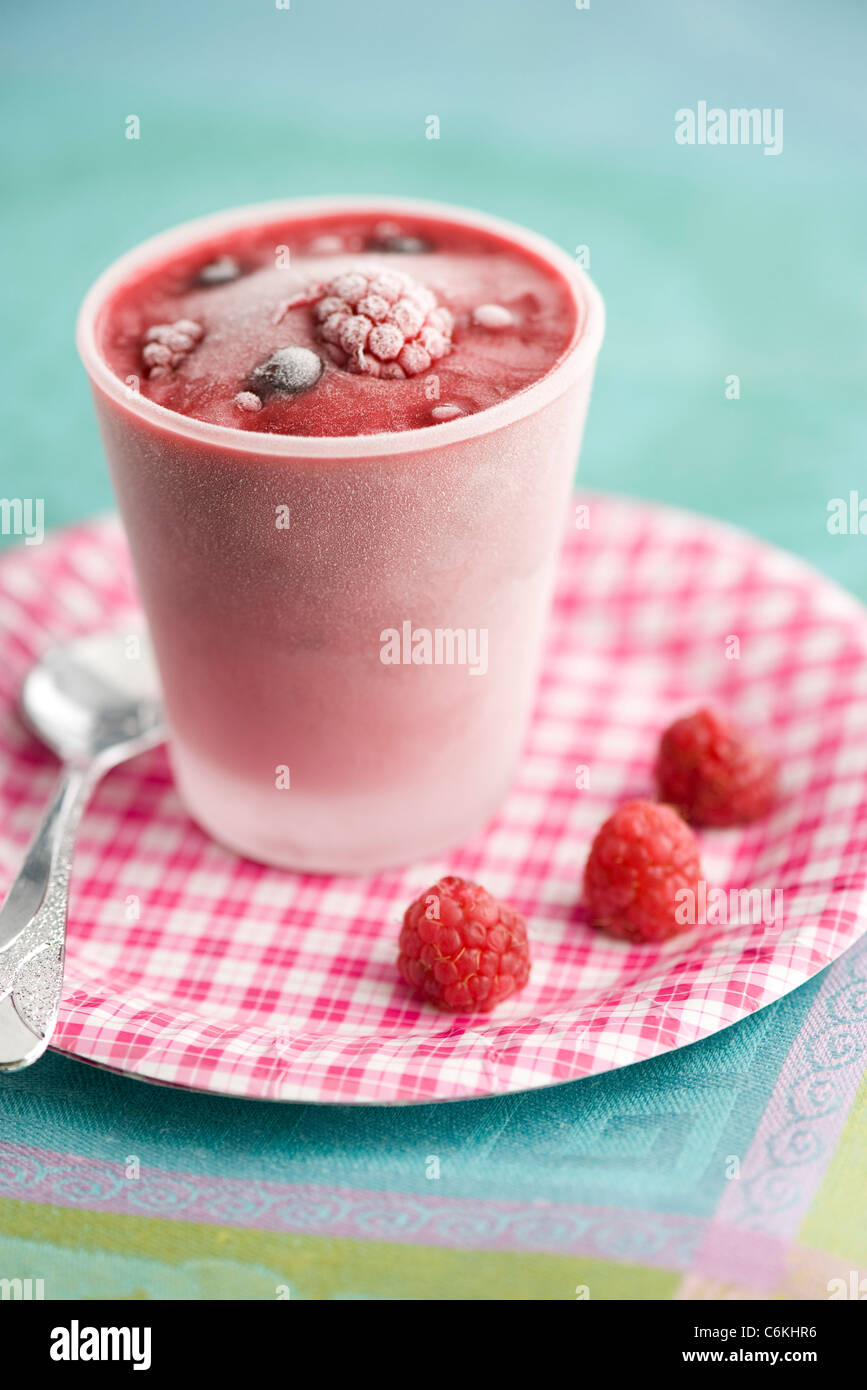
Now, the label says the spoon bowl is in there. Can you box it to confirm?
[22,629,165,767]
[0,627,167,1071]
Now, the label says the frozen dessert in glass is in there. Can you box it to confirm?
[78,198,604,871]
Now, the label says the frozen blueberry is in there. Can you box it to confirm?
[367,233,433,255]
[249,347,324,396]
[197,255,242,286]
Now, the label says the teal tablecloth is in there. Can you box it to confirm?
[1,0,865,1299]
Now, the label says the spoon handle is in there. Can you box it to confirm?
[0,763,93,1070]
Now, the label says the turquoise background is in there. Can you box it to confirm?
[2,0,865,595]
[1,0,866,1299]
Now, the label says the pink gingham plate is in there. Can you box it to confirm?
[0,495,865,1103]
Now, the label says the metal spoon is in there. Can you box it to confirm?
[0,629,166,1071]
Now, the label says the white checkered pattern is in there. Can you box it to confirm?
[0,497,864,1102]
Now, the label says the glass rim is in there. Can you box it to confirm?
[76,195,605,460]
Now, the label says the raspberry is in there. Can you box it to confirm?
[655,708,779,827]
[583,800,702,943]
[357,293,390,322]
[393,299,425,337]
[142,342,171,367]
[141,319,204,379]
[308,267,453,377]
[368,323,403,360]
[369,271,407,303]
[398,876,530,1013]
[397,341,431,375]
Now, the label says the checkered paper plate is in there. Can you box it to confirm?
[0,496,865,1104]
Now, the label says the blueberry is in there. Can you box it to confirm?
[249,347,324,396]
[368,234,433,254]
[197,255,241,286]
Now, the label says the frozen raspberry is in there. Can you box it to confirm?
[331,271,369,302]
[308,267,453,376]
[655,708,779,827]
[369,271,406,303]
[583,800,702,943]
[398,341,431,375]
[249,346,324,397]
[368,323,403,360]
[357,293,390,322]
[319,311,349,345]
[338,315,372,353]
[141,319,204,379]
[174,319,204,340]
[233,391,262,413]
[142,342,172,367]
[428,306,454,335]
[398,876,530,1013]
[392,298,424,337]
[313,295,349,323]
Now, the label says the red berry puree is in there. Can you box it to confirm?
[98,211,578,437]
